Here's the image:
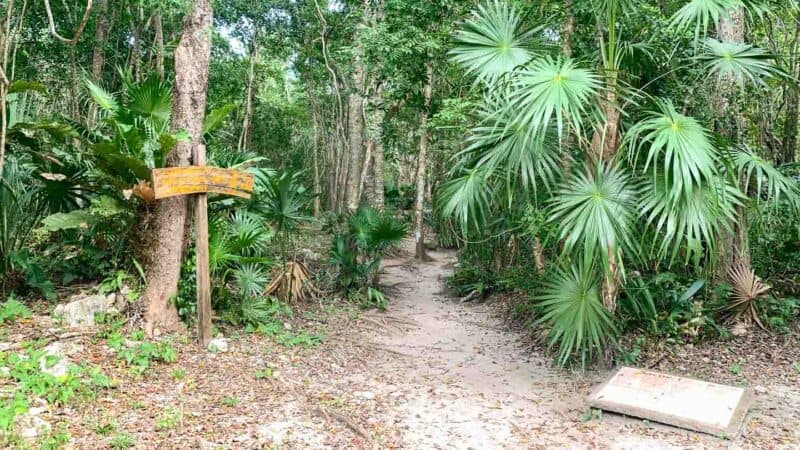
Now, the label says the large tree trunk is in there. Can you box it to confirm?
[414,62,434,260]
[371,101,387,211]
[562,0,575,57]
[142,0,213,337]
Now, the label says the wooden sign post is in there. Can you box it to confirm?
[152,149,254,346]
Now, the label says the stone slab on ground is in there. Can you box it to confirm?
[587,366,753,437]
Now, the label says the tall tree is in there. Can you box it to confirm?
[142,0,213,337]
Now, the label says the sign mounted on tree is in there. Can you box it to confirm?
[152,166,254,200]
[151,160,254,347]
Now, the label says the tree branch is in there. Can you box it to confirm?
[43,0,93,45]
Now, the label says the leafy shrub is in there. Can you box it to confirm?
[329,207,406,292]
[113,340,177,376]
[0,297,32,324]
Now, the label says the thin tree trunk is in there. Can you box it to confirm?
[414,61,434,260]
[562,0,575,57]
[142,0,213,337]
[307,82,322,216]
[153,13,164,80]
[91,0,107,79]
[780,17,800,165]
[714,7,749,280]
[345,62,365,211]
[372,101,388,211]
[238,34,258,152]
[0,0,15,179]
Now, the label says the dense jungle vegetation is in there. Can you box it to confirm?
[1,0,800,446]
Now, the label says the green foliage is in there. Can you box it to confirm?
[329,208,406,292]
[0,297,32,324]
[535,264,618,366]
[113,340,177,376]
[155,407,181,431]
[108,433,136,449]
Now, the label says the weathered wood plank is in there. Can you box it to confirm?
[587,367,753,437]
[152,166,254,199]
[193,149,212,348]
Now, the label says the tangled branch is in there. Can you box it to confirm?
[43,0,93,45]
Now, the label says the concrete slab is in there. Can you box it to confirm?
[587,366,753,437]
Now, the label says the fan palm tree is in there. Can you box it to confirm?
[441,0,794,364]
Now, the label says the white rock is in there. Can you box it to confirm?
[39,341,83,377]
[208,338,229,353]
[355,391,376,400]
[15,413,51,438]
[53,294,108,327]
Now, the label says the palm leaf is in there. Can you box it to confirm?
[536,263,618,367]
[549,164,638,265]
[450,0,536,84]
[697,38,781,87]
[508,57,601,144]
[625,100,718,200]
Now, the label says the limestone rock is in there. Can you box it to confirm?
[208,338,229,353]
[53,294,108,328]
[15,411,51,439]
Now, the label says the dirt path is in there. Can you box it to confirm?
[355,241,799,449]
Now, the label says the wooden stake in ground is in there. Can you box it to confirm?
[152,165,254,346]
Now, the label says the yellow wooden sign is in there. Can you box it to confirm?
[152,166,254,200]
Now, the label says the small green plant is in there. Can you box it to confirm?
[114,339,177,376]
[729,360,743,375]
[0,297,31,324]
[38,429,70,450]
[254,368,273,380]
[792,362,800,374]
[94,419,118,436]
[169,368,186,380]
[579,408,603,422]
[155,407,181,431]
[221,396,239,407]
[108,432,136,449]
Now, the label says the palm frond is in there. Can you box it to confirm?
[625,100,718,200]
[639,174,742,265]
[549,164,638,265]
[697,38,781,87]
[233,263,269,298]
[464,90,562,196]
[84,79,119,114]
[450,0,535,84]
[438,167,494,233]
[536,263,618,367]
[508,57,601,144]
[731,146,800,207]
[722,261,769,329]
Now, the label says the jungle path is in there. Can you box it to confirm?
[358,240,794,449]
[362,241,671,448]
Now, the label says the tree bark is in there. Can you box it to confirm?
[780,17,800,165]
[714,7,749,280]
[142,0,213,337]
[562,0,575,57]
[238,33,258,152]
[0,0,16,179]
[90,0,108,80]
[153,13,164,80]
[307,82,323,217]
[345,61,365,211]
[414,61,434,260]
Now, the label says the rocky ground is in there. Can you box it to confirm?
[1,241,798,449]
